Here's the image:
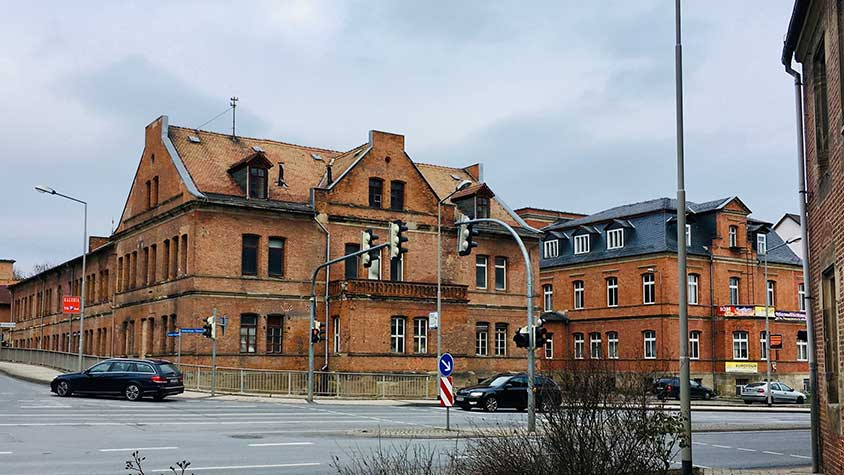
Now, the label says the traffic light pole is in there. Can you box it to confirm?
[459,217,536,432]
[308,243,390,403]
[211,308,217,397]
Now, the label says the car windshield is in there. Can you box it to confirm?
[781,383,794,391]
[745,383,764,388]
[157,364,180,376]
[479,376,513,387]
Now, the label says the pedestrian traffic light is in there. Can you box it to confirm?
[311,321,322,343]
[534,325,550,349]
[513,325,530,348]
[389,220,409,259]
[361,229,380,268]
[457,221,479,256]
[203,316,216,340]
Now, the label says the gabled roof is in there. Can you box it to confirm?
[774,213,801,229]
[451,183,494,201]
[227,151,274,172]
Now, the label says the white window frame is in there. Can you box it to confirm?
[573,333,584,359]
[607,228,624,250]
[685,224,692,247]
[798,283,806,312]
[757,234,767,254]
[494,323,507,356]
[543,284,553,312]
[642,273,655,305]
[573,281,584,310]
[413,317,428,354]
[729,277,739,305]
[390,316,406,354]
[607,332,619,359]
[589,332,602,359]
[544,334,554,359]
[494,257,507,291]
[760,331,768,360]
[767,280,776,307]
[606,277,618,307]
[644,330,656,359]
[574,234,590,254]
[476,323,489,356]
[729,225,738,247]
[476,255,488,290]
[689,331,700,360]
[543,240,559,259]
[732,331,748,360]
[688,274,699,305]
[798,334,808,361]
[332,316,340,353]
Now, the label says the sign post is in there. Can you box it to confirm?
[167,331,182,366]
[438,352,454,430]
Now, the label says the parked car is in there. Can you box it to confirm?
[50,358,184,401]
[741,381,806,404]
[454,373,562,412]
[652,377,717,401]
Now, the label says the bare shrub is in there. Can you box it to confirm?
[331,440,462,475]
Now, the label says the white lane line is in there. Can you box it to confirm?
[151,462,320,472]
[711,444,732,449]
[0,419,376,427]
[790,454,811,459]
[247,442,314,447]
[0,452,13,455]
[691,442,707,446]
[100,446,178,453]
[19,405,71,409]
[762,450,785,456]
[736,448,757,452]
[0,412,352,418]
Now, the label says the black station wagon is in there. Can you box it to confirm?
[50,358,184,401]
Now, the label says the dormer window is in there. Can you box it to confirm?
[249,166,267,199]
[543,239,559,258]
[757,233,767,255]
[477,196,490,219]
[228,151,273,200]
[607,229,624,250]
[729,225,738,247]
[452,183,494,220]
[574,234,590,254]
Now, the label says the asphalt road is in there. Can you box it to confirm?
[0,373,811,474]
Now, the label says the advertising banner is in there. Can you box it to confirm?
[725,361,758,373]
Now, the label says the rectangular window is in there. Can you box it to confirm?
[390,316,406,353]
[729,277,740,305]
[574,234,590,254]
[248,166,268,199]
[266,315,283,354]
[543,284,553,312]
[544,334,553,359]
[476,256,488,289]
[476,197,490,219]
[344,243,360,280]
[606,277,618,307]
[476,322,489,356]
[152,176,159,206]
[495,323,507,356]
[685,224,692,247]
[145,180,152,209]
[494,257,507,290]
[690,331,700,360]
[607,332,619,359]
[389,181,405,211]
[757,234,767,255]
[813,39,830,174]
[150,244,157,284]
[240,314,257,353]
[390,254,403,282]
[573,333,584,359]
[643,273,655,304]
[607,229,624,249]
[267,238,284,277]
[413,317,427,354]
[332,316,340,353]
[798,283,806,312]
[242,235,259,276]
[729,225,738,247]
[797,330,808,361]
[644,330,656,359]
[589,332,602,359]
[368,178,383,208]
[180,234,188,275]
[573,280,584,309]
[760,331,768,360]
[688,274,699,305]
[732,331,748,360]
[822,267,839,402]
[767,280,776,307]
[543,240,559,259]
[163,241,170,280]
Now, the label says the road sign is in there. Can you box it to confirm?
[438,352,454,377]
[0,322,16,328]
[167,332,180,337]
[439,376,454,407]
[180,328,205,334]
[770,334,783,350]
[62,296,81,314]
[428,312,438,329]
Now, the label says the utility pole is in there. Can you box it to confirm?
[210,309,217,397]
[230,97,238,139]
[673,1,692,473]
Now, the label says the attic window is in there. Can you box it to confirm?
[252,145,265,153]
[477,196,490,219]
[188,135,201,143]
[249,166,268,199]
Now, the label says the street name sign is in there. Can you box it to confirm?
[0,322,16,328]
[167,332,180,337]
[438,352,454,377]
[180,328,204,334]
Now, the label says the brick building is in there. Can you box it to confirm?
[535,196,808,396]
[784,1,844,471]
[8,116,540,379]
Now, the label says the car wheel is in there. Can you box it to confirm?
[124,384,142,402]
[796,396,805,404]
[55,380,72,397]
[483,396,498,412]
[703,392,711,401]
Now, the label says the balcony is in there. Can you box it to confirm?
[328,279,467,302]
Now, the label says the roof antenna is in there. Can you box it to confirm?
[230,96,239,139]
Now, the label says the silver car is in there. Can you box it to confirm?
[741,381,806,404]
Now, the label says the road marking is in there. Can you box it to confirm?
[711,444,732,449]
[19,405,71,409]
[99,446,178,452]
[691,442,707,446]
[736,448,757,452]
[790,454,811,459]
[0,452,13,455]
[247,442,314,447]
[762,450,785,456]
[0,419,376,427]
[151,462,320,472]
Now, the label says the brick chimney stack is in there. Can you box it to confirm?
[0,259,15,285]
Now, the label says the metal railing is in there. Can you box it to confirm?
[0,348,438,399]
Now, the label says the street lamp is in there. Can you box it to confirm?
[760,236,801,407]
[436,180,473,372]
[35,185,88,372]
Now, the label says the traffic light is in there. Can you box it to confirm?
[202,316,216,340]
[457,221,479,256]
[389,220,409,260]
[361,229,380,268]
[311,321,322,343]
[513,325,530,348]
[534,325,550,349]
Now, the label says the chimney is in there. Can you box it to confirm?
[368,130,405,152]
[88,236,110,252]
[0,260,15,283]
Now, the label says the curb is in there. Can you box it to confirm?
[0,367,54,386]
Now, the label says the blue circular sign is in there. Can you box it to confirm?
[438,353,454,377]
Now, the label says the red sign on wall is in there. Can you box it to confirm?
[62,296,81,314]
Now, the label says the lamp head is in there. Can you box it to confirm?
[455,180,472,191]
[35,185,56,195]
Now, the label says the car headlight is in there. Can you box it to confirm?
[470,391,484,397]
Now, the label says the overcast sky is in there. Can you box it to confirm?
[0,1,800,274]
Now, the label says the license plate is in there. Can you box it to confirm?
[455,396,464,401]
[169,378,179,383]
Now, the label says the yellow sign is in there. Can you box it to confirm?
[726,362,758,374]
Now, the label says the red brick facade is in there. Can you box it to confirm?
[8,117,540,382]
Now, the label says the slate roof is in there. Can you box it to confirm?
[545,197,736,230]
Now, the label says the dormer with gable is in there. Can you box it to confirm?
[227,150,274,200]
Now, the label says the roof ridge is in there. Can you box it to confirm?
[170,125,343,154]
[415,162,469,172]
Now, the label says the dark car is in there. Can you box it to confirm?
[50,358,184,401]
[653,377,716,401]
[455,373,562,412]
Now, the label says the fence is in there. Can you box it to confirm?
[0,348,438,399]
